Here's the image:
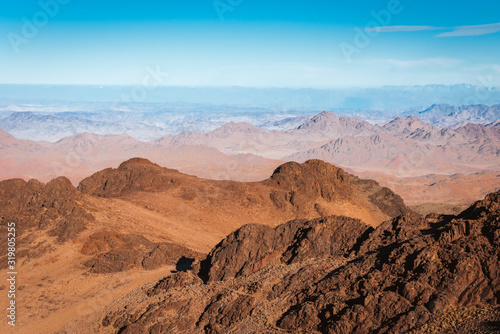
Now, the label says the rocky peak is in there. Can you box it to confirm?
[297,110,339,131]
[458,189,500,219]
[455,123,496,140]
[268,159,411,221]
[209,122,263,137]
[117,157,161,170]
[383,115,436,135]
[270,159,346,183]
[78,158,183,197]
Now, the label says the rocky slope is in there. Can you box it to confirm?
[0,158,413,333]
[78,158,410,227]
[0,172,203,275]
[100,190,500,333]
[0,176,92,260]
[3,157,406,279]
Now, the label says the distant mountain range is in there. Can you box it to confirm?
[0,106,498,201]
[0,128,281,184]
[1,105,499,208]
[0,103,498,142]
[417,104,500,128]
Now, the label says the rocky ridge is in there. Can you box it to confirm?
[100,190,500,333]
[78,158,410,226]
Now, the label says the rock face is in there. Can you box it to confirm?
[196,216,370,283]
[101,190,500,333]
[81,231,204,273]
[264,160,411,220]
[0,177,94,266]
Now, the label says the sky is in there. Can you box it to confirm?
[0,0,500,88]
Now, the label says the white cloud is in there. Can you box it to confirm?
[436,22,500,37]
[365,22,500,37]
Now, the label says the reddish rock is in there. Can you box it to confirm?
[101,190,500,334]
[197,215,369,282]
[82,231,204,274]
[0,176,94,267]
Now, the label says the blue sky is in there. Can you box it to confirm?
[1,0,499,87]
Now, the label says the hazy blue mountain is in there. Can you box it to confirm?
[0,96,498,142]
[416,104,500,128]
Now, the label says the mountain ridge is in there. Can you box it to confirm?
[99,189,500,333]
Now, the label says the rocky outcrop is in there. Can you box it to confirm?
[0,177,94,266]
[0,177,94,267]
[196,215,369,283]
[101,190,500,333]
[147,271,203,296]
[77,158,184,197]
[81,231,204,273]
[264,159,412,221]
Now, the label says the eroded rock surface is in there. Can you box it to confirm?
[101,190,500,333]
[82,231,204,273]
[0,177,94,266]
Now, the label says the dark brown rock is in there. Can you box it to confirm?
[101,190,500,334]
[77,158,183,197]
[197,215,370,283]
[82,231,204,274]
[0,176,94,267]
[78,158,412,227]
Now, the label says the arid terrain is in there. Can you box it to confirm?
[98,190,500,334]
[1,111,499,209]
[0,110,499,333]
[0,158,498,333]
[0,158,411,333]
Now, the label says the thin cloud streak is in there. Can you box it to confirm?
[365,22,500,37]
[436,22,500,37]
